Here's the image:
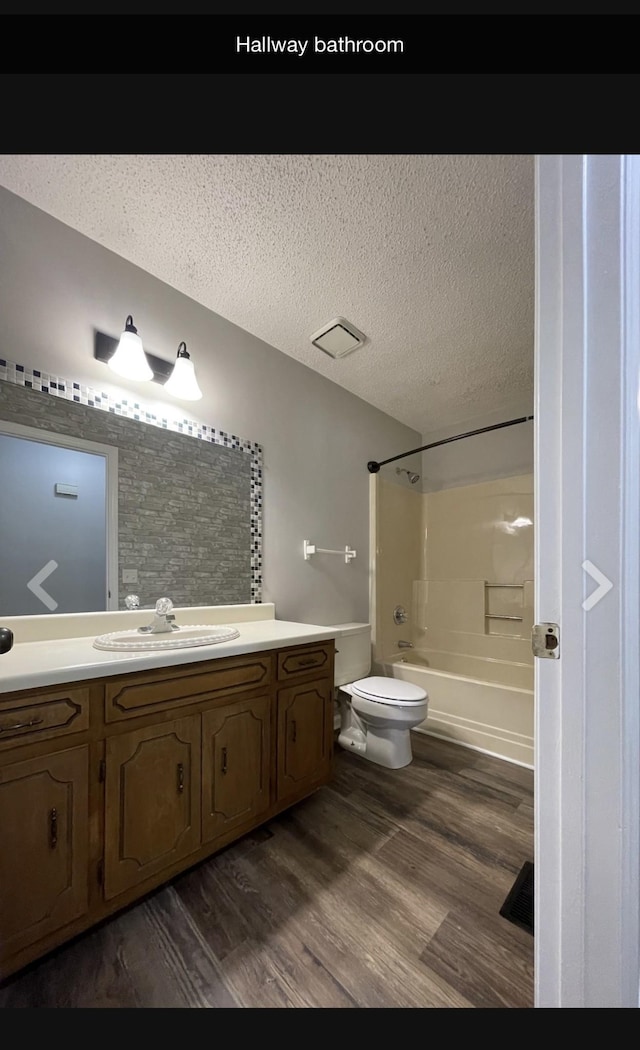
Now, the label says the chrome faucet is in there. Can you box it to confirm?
[398,639,414,649]
[137,597,179,634]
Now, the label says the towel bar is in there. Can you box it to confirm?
[303,540,356,564]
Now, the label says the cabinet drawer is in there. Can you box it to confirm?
[277,643,333,681]
[105,652,274,723]
[0,688,90,751]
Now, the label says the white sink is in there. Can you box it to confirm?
[93,624,240,652]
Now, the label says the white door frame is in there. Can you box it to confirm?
[535,155,640,1007]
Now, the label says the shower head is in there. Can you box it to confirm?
[395,467,420,485]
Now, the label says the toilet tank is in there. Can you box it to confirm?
[329,623,372,686]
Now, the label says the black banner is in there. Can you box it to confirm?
[1,16,638,152]
[1,13,639,71]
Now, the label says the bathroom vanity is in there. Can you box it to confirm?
[0,604,337,981]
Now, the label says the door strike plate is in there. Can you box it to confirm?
[532,622,560,659]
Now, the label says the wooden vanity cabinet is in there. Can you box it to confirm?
[0,745,90,962]
[274,642,335,805]
[276,678,334,804]
[201,692,271,844]
[104,716,201,900]
[0,638,336,981]
[0,678,101,981]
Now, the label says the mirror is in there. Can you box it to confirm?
[0,359,262,616]
[0,422,118,615]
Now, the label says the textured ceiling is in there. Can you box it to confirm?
[0,154,535,435]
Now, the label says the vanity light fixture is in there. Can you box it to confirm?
[94,319,203,401]
[164,342,203,401]
[107,315,153,382]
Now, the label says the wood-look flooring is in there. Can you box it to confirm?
[0,732,534,1008]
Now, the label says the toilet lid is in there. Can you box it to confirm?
[351,675,428,706]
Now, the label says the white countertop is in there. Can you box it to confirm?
[0,605,341,694]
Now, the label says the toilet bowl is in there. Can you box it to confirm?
[330,624,429,769]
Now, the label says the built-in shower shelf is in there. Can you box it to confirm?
[484,582,526,629]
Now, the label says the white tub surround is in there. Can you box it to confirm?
[0,603,339,693]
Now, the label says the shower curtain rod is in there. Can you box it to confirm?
[367,415,534,473]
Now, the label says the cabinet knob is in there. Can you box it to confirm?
[0,627,13,655]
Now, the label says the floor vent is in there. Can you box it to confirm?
[499,860,534,935]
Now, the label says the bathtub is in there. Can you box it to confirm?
[380,648,534,767]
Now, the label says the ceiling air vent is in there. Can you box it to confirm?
[310,317,367,359]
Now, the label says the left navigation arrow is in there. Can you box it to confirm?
[27,560,59,611]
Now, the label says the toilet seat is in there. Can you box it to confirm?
[351,675,428,707]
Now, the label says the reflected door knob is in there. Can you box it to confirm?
[0,627,14,654]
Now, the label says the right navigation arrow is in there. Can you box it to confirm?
[582,560,613,612]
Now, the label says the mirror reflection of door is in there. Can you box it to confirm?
[0,425,117,615]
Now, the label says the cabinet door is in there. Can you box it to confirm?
[202,694,271,843]
[104,717,200,900]
[277,678,333,802]
[0,746,89,968]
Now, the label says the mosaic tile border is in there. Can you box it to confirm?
[0,358,263,603]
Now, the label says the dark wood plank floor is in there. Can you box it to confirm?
[0,732,534,1008]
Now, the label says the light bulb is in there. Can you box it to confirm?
[108,315,153,382]
[164,342,203,401]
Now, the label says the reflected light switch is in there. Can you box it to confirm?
[122,569,138,584]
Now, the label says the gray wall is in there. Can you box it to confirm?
[413,407,534,494]
[0,186,420,625]
[372,410,534,495]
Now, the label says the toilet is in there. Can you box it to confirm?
[330,623,429,769]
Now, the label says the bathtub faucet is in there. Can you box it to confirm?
[398,640,414,649]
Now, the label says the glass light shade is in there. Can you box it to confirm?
[108,324,153,382]
[164,346,203,401]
